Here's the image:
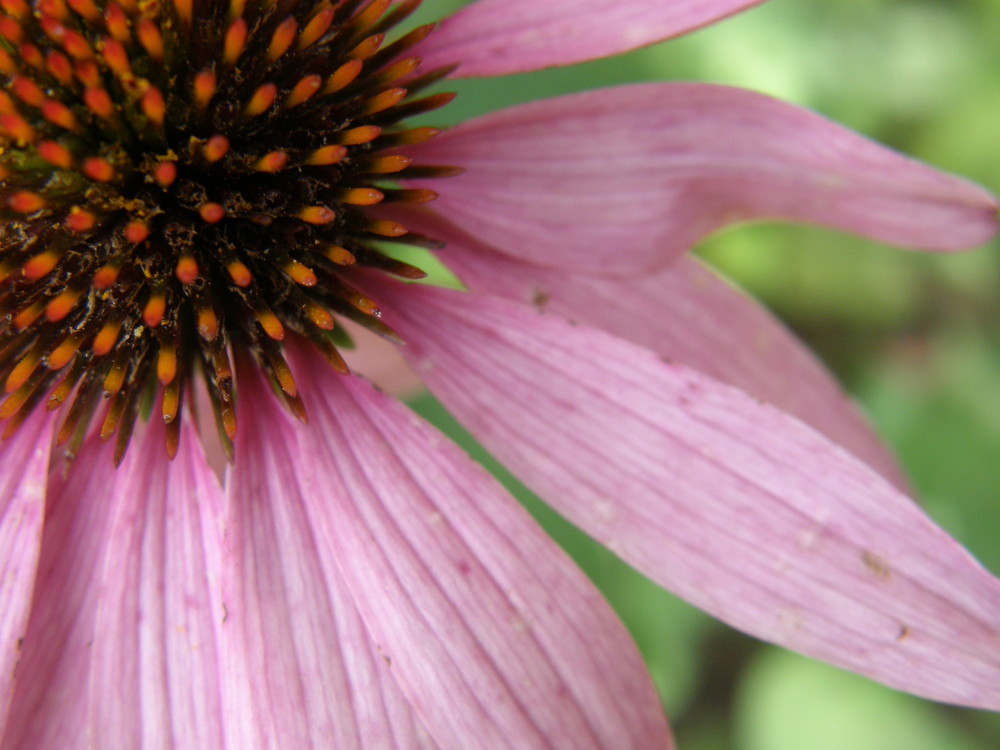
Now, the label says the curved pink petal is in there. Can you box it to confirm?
[420,0,765,77]
[0,413,53,733]
[398,207,908,489]
[86,418,226,749]
[1,434,118,750]
[221,368,438,750]
[379,281,1000,710]
[282,347,673,749]
[407,84,998,274]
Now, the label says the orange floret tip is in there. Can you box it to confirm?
[100,37,130,75]
[62,30,94,60]
[339,188,384,206]
[45,51,74,84]
[157,346,177,384]
[324,245,355,265]
[47,336,81,369]
[67,0,101,22]
[141,87,166,126]
[173,0,193,26]
[1,113,35,143]
[136,18,164,60]
[175,256,199,284]
[339,125,381,145]
[223,18,247,66]
[284,259,317,286]
[254,150,287,172]
[12,76,45,106]
[199,202,225,223]
[23,249,61,280]
[104,3,129,43]
[8,191,45,213]
[37,140,74,169]
[153,161,177,187]
[305,302,334,330]
[256,310,284,340]
[74,58,101,87]
[367,219,407,237]
[204,134,229,162]
[245,83,277,116]
[83,87,114,119]
[41,100,78,130]
[348,33,384,62]
[226,260,252,287]
[13,302,43,330]
[299,7,334,50]
[5,353,40,394]
[92,262,121,289]
[66,207,97,232]
[361,88,407,116]
[298,206,335,225]
[46,288,81,322]
[124,221,149,243]
[22,44,44,70]
[267,16,297,61]
[197,307,219,340]
[92,320,121,354]
[0,17,24,45]
[305,144,346,165]
[82,156,115,182]
[323,59,363,95]
[0,48,15,74]
[0,0,30,19]
[37,0,70,21]
[285,74,322,108]
[194,70,216,109]
[143,293,166,327]
[365,154,412,174]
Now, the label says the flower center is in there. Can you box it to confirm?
[0,0,455,462]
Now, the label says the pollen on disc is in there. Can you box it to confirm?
[199,203,225,223]
[153,161,177,186]
[125,221,150,243]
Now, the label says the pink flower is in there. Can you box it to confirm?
[2,1,998,748]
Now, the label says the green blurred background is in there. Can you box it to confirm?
[403,1,1000,747]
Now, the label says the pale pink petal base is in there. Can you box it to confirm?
[419,0,766,77]
[263,348,674,749]
[380,281,1000,710]
[86,418,226,749]
[397,207,908,489]
[407,84,999,274]
[221,368,437,750]
[1,434,118,750]
[1,419,225,750]
[0,413,53,732]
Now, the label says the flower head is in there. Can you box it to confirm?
[1,1,999,748]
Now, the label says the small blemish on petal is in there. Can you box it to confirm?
[862,549,892,581]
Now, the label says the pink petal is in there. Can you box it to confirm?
[220,368,438,750]
[378,281,1000,710]
[408,208,905,488]
[283,347,673,749]
[420,0,765,77]
[86,418,226,749]
[1,434,118,750]
[0,413,53,733]
[407,84,998,274]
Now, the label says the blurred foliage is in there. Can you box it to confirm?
[406,0,1000,748]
